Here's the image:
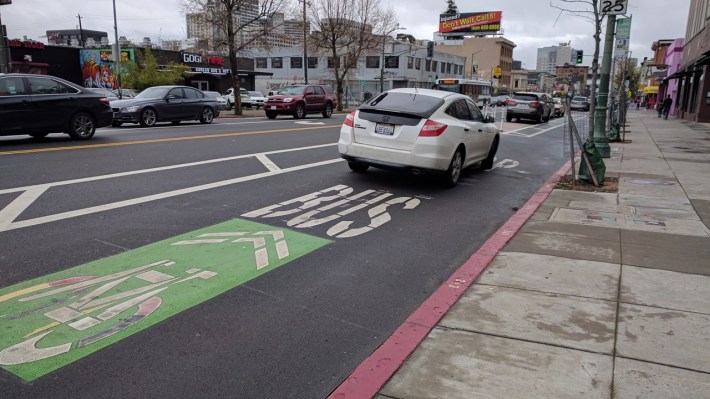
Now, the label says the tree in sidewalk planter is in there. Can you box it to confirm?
[179,0,295,116]
[551,0,604,134]
[121,48,190,90]
[308,0,397,112]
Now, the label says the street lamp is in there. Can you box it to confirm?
[470,49,486,78]
[298,0,309,84]
[380,25,405,93]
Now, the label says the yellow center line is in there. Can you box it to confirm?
[0,125,338,156]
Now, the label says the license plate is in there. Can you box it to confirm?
[270,106,277,110]
[374,123,395,135]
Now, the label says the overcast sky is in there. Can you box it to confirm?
[0,0,691,68]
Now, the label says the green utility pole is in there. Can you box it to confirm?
[592,14,616,158]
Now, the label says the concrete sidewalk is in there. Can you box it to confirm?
[346,110,710,398]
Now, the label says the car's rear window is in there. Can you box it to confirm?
[573,97,587,101]
[512,94,539,101]
[360,92,444,118]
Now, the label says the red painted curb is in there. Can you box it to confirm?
[327,160,572,399]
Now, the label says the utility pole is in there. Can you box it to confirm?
[0,0,11,74]
[299,0,308,84]
[77,14,85,47]
[112,0,121,93]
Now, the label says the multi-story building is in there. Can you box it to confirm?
[434,35,516,90]
[556,63,588,80]
[46,29,109,48]
[186,0,260,51]
[249,39,466,103]
[669,0,709,122]
[536,43,579,75]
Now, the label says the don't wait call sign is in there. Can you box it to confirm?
[438,11,502,35]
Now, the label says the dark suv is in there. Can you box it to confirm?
[263,85,337,119]
[506,92,553,123]
[0,73,113,140]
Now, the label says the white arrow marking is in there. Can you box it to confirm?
[235,237,268,269]
[253,231,289,259]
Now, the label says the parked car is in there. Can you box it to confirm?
[0,73,112,140]
[247,91,267,109]
[203,90,230,110]
[223,87,252,109]
[570,96,591,111]
[552,97,565,117]
[338,88,500,187]
[505,92,553,123]
[263,84,336,119]
[87,87,120,100]
[110,85,220,127]
[112,88,139,99]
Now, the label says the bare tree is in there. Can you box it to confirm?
[551,0,603,133]
[308,0,396,111]
[180,0,296,115]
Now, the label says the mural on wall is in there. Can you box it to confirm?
[80,48,135,89]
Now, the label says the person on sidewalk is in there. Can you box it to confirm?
[662,95,673,119]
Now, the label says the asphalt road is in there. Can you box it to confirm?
[0,112,577,398]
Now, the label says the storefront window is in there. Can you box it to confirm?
[290,57,303,69]
[272,57,283,68]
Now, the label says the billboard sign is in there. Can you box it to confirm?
[439,11,502,35]
[79,48,135,90]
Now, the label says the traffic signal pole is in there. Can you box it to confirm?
[592,14,616,158]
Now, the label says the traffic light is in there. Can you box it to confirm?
[427,41,434,58]
[576,50,583,64]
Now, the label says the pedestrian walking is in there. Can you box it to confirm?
[656,101,663,118]
[636,98,640,110]
[662,95,673,119]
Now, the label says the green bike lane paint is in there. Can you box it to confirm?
[0,218,330,381]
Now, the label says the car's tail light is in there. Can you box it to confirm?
[419,119,448,137]
[343,111,355,127]
[529,101,540,108]
[99,97,111,106]
[507,100,516,106]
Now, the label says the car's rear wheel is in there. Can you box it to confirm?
[293,103,306,119]
[200,107,214,124]
[442,148,464,187]
[68,112,96,140]
[139,108,157,127]
[265,111,277,119]
[29,132,49,139]
[322,103,333,118]
[481,136,499,170]
[537,112,544,124]
[111,121,123,127]
[348,161,369,173]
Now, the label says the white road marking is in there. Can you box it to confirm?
[0,143,343,232]
[294,121,326,125]
[256,154,282,172]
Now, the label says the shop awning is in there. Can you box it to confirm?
[643,86,659,94]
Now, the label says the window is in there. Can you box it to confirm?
[466,100,484,121]
[256,57,267,68]
[425,59,431,72]
[385,56,399,68]
[407,56,414,69]
[183,87,202,99]
[366,56,380,68]
[441,62,446,73]
[0,76,27,96]
[167,88,183,98]
[432,61,438,72]
[445,99,472,120]
[313,86,325,95]
[415,58,421,70]
[290,57,303,69]
[446,63,452,74]
[327,57,339,68]
[272,57,283,68]
[307,57,318,69]
[27,77,78,95]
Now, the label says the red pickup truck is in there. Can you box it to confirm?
[263,85,337,119]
